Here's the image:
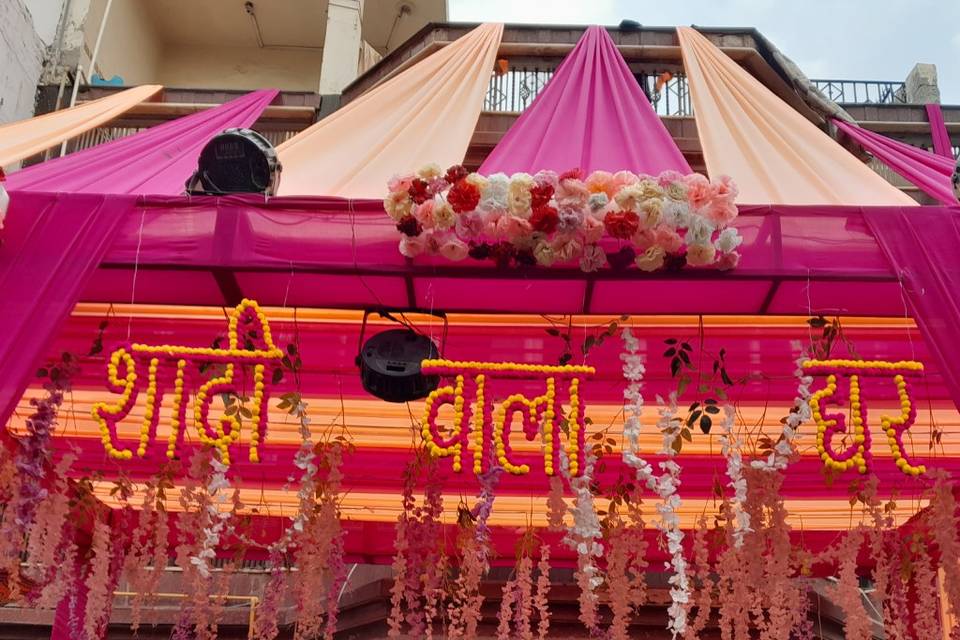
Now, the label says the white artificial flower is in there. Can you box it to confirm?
[715,227,743,253]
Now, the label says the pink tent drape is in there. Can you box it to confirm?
[926,103,954,159]
[862,206,960,411]
[676,27,916,206]
[6,90,278,195]
[0,85,162,168]
[480,26,690,175]
[834,118,957,206]
[277,23,503,198]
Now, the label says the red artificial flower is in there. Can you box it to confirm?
[444,164,469,185]
[408,178,430,204]
[530,182,554,208]
[447,179,481,213]
[559,168,583,181]
[396,215,423,237]
[604,211,640,239]
[489,241,517,268]
[530,204,559,233]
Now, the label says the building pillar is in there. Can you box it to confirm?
[905,62,940,104]
[319,0,362,95]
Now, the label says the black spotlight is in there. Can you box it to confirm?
[185,128,281,196]
[619,19,642,30]
[356,311,446,403]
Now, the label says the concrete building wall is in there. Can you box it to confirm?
[0,0,50,124]
[156,45,324,91]
[84,0,161,85]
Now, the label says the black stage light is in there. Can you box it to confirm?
[185,128,281,196]
[356,311,446,403]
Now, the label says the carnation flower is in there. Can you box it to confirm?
[657,169,685,187]
[465,172,488,191]
[448,179,481,213]
[715,227,743,254]
[414,200,435,228]
[557,208,584,235]
[556,177,590,209]
[715,250,740,271]
[432,201,456,230]
[468,242,491,260]
[479,173,509,213]
[455,210,484,239]
[552,235,583,263]
[581,215,603,243]
[399,235,425,258]
[639,198,663,228]
[683,173,715,209]
[579,244,606,272]
[497,215,533,240]
[490,241,517,267]
[636,245,666,272]
[713,174,738,200]
[384,191,414,221]
[665,182,688,201]
[396,215,423,237]
[417,163,443,180]
[585,170,616,198]
[444,164,469,184]
[684,215,715,245]
[637,179,665,200]
[530,181,554,208]
[530,205,559,233]
[387,173,415,193]
[508,173,535,218]
[613,184,643,212]
[661,199,691,227]
[610,170,638,194]
[439,238,469,261]
[653,224,684,253]
[408,178,430,204]
[533,170,559,189]
[685,242,717,266]
[604,211,640,239]
[587,192,608,212]
[631,227,656,250]
[533,241,556,266]
[704,199,738,225]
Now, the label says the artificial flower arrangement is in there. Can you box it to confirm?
[384,164,742,272]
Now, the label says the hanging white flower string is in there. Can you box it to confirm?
[619,328,690,638]
[718,403,751,547]
[750,343,812,472]
[190,456,232,579]
[559,446,604,611]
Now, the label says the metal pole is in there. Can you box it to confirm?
[59,63,83,157]
[87,0,114,85]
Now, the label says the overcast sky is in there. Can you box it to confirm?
[448,0,960,104]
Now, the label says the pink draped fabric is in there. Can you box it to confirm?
[925,103,954,159]
[862,206,960,411]
[480,26,690,175]
[0,193,136,429]
[7,90,278,195]
[834,118,958,206]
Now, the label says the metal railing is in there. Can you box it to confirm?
[484,67,693,116]
[810,79,906,105]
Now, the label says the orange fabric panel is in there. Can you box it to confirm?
[676,27,916,206]
[277,23,503,198]
[0,85,163,168]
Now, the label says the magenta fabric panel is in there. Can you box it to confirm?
[925,103,954,159]
[479,26,690,176]
[0,192,136,429]
[862,206,960,410]
[834,118,957,206]
[6,90,278,195]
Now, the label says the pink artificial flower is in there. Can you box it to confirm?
[610,170,639,194]
[713,174,739,201]
[439,238,469,261]
[581,215,604,243]
[552,234,584,263]
[703,199,739,226]
[683,173,716,210]
[387,173,415,194]
[483,211,505,238]
[399,235,426,258]
[656,169,686,187]
[585,171,617,198]
[715,250,741,271]
[631,227,656,251]
[653,224,684,253]
[414,200,436,228]
[579,244,607,272]
[455,210,484,239]
[497,214,533,240]
[534,170,559,189]
[555,177,590,210]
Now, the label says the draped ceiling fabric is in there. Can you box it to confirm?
[0,84,162,168]
[6,89,278,195]
[276,23,503,198]
[926,103,954,159]
[676,27,917,206]
[480,25,691,175]
[834,118,958,206]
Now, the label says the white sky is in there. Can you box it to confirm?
[448,0,960,104]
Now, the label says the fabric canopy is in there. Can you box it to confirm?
[676,27,916,206]
[6,89,277,195]
[834,118,958,206]
[480,26,690,175]
[0,84,162,168]
[926,103,954,159]
[863,206,960,411]
[276,23,503,198]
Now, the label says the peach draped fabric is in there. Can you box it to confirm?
[0,85,162,168]
[277,23,503,198]
[676,27,916,206]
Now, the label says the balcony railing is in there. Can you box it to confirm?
[484,67,693,116]
[810,79,907,105]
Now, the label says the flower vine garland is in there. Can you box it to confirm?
[751,348,812,472]
[619,327,689,637]
[385,165,742,272]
